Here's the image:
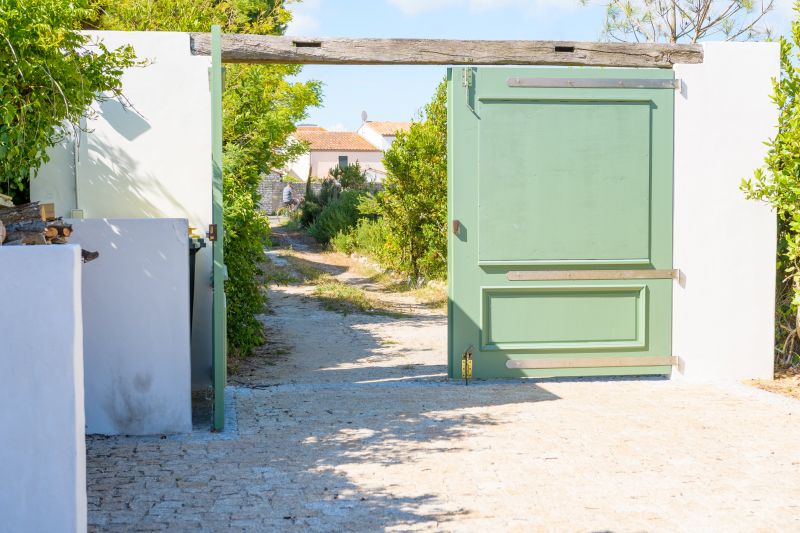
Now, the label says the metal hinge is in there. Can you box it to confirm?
[461,345,473,385]
[207,223,218,242]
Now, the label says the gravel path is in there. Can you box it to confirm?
[86,223,800,532]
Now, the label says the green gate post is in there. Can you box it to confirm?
[211,24,226,431]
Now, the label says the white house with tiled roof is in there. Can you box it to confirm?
[357,121,411,151]
[286,125,390,182]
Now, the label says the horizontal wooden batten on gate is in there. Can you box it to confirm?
[190,34,703,68]
[506,356,679,369]
[506,269,680,281]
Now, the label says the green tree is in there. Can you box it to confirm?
[377,80,447,283]
[742,3,800,367]
[0,0,136,202]
[90,0,322,357]
[328,162,368,190]
[594,0,774,43]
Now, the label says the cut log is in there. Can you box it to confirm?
[40,203,56,221]
[0,220,5,245]
[0,202,44,225]
[190,34,704,68]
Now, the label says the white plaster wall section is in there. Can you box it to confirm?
[32,31,215,389]
[356,123,388,151]
[70,218,192,435]
[32,134,79,218]
[286,151,312,181]
[672,42,779,381]
[311,150,385,178]
[0,245,86,533]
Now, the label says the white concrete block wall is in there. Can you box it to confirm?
[32,31,214,388]
[0,245,86,532]
[70,219,192,435]
[673,42,780,381]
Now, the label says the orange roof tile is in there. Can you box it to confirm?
[296,125,327,131]
[294,130,380,151]
[365,121,411,135]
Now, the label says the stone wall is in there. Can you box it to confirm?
[258,173,321,214]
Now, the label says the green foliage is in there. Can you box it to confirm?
[91,0,322,357]
[328,162,368,190]
[331,217,402,272]
[594,0,774,43]
[742,7,800,366]
[308,190,367,244]
[86,0,291,33]
[0,0,137,202]
[373,80,448,282]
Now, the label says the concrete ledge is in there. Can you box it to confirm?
[0,244,86,532]
[70,218,192,435]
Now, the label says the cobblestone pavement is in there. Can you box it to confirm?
[87,234,800,532]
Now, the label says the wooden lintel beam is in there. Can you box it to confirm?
[189,33,703,68]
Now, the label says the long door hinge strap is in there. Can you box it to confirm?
[507,269,680,281]
[507,77,680,90]
[506,356,679,370]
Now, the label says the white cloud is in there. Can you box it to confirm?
[387,0,580,16]
[287,0,323,36]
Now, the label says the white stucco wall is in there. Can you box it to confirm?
[286,151,312,181]
[356,123,390,151]
[673,42,779,381]
[32,31,214,388]
[0,245,86,532]
[310,151,385,179]
[68,218,192,435]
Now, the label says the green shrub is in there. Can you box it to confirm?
[375,80,448,282]
[742,12,800,368]
[308,190,366,244]
[0,0,137,202]
[332,217,402,272]
[299,198,322,228]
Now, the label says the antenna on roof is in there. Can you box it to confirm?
[361,110,368,124]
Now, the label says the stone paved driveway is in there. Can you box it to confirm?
[88,378,800,532]
[86,241,800,531]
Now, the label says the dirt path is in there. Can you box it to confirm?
[231,219,448,386]
[85,220,800,532]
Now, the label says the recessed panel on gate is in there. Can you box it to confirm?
[481,285,646,351]
[478,100,653,265]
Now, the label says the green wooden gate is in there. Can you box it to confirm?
[211,25,227,430]
[448,67,675,379]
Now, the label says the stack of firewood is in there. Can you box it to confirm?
[0,202,72,246]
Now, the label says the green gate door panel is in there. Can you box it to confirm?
[448,67,674,379]
[479,101,652,264]
[210,25,227,430]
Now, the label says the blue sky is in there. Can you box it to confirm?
[287,0,793,132]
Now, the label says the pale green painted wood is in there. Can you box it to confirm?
[448,67,674,379]
[211,25,227,430]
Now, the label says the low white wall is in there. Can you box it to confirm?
[0,245,86,532]
[673,42,779,381]
[70,218,192,435]
[32,31,214,388]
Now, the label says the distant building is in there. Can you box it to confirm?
[285,121,411,183]
[357,121,411,151]
[285,125,384,182]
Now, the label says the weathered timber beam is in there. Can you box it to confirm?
[189,34,703,68]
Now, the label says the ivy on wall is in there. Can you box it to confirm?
[0,0,136,203]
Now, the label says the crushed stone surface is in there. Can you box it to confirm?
[86,223,800,532]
